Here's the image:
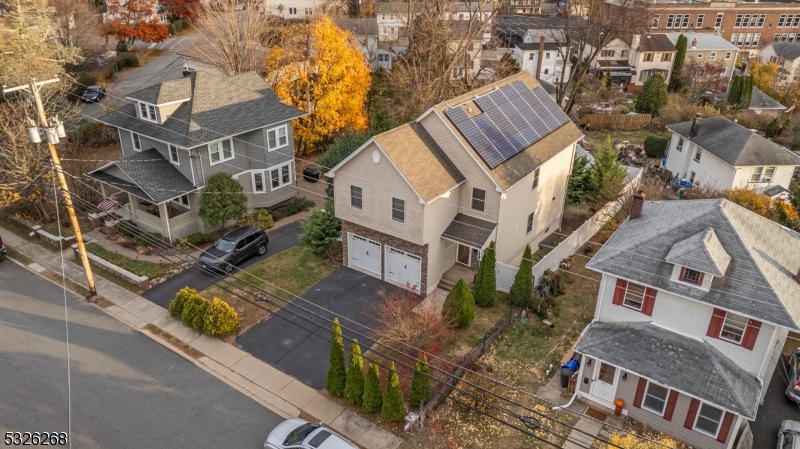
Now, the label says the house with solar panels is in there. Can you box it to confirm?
[325,72,583,296]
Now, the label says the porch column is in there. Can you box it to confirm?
[128,193,139,220]
[100,183,109,199]
[158,202,172,244]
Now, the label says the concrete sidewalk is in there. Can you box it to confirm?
[0,227,402,449]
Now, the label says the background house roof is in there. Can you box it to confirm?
[514,42,563,51]
[665,33,739,51]
[334,17,378,36]
[637,34,676,52]
[576,321,761,419]
[765,42,800,60]
[665,228,731,277]
[666,116,800,166]
[87,149,197,204]
[98,71,305,149]
[749,87,786,111]
[586,199,800,329]
[373,122,466,202]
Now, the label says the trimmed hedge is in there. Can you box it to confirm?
[237,209,274,231]
[643,133,672,158]
[382,362,406,421]
[118,52,139,68]
[442,278,475,328]
[362,363,382,413]
[169,286,200,318]
[182,295,209,331]
[473,241,497,307]
[204,298,239,337]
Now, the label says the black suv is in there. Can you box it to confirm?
[199,225,268,273]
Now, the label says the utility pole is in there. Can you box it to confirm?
[4,77,97,297]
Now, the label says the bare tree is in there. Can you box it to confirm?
[191,0,273,75]
[682,59,728,101]
[49,0,103,51]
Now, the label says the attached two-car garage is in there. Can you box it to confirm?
[347,233,421,293]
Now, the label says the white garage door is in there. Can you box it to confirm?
[385,246,422,292]
[348,233,381,276]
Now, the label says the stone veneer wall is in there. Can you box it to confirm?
[341,219,429,297]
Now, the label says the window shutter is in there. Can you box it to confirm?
[633,377,647,408]
[684,398,700,429]
[741,319,762,350]
[663,390,679,421]
[697,272,705,285]
[707,308,726,338]
[716,412,736,443]
[679,266,686,281]
[613,279,628,306]
[642,288,657,316]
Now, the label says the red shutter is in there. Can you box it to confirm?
[633,377,647,408]
[663,390,679,421]
[707,308,726,338]
[613,279,628,306]
[679,266,686,281]
[741,319,762,350]
[697,272,705,285]
[642,288,657,316]
[684,398,701,429]
[716,412,736,443]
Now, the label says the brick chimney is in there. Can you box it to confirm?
[691,38,697,49]
[690,113,702,137]
[630,191,645,220]
[536,35,545,79]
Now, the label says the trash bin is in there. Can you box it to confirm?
[303,166,320,183]
[560,366,576,388]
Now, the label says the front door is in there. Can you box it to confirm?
[457,244,471,266]
[589,362,618,405]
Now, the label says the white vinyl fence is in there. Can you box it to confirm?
[497,167,642,292]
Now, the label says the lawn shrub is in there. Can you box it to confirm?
[115,221,138,238]
[441,278,475,328]
[169,286,200,318]
[382,362,406,421]
[409,355,431,407]
[325,317,346,396]
[118,52,139,68]
[508,245,533,305]
[181,295,210,331]
[237,209,274,231]
[134,231,163,247]
[643,133,671,158]
[204,298,239,337]
[343,339,365,406]
[186,232,212,245]
[362,363,383,413]
[176,239,192,253]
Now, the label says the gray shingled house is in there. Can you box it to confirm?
[87,71,305,242]
[573,195,800,449]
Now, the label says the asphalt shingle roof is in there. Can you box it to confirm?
[766,42,800,61]
[666,116,800,166]
[127,76,193,105]
[441,213,496,248]
[665,33,739,51]
[664,228,731,277]
[749,87,786,110]
[97,71,306,149]
[334,18,378,36]
[87,149,197,204]
[586,199,800,329]
[576,321,761,419]
[637,34,675,52]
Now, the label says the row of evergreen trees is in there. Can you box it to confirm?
[325,318,432,421]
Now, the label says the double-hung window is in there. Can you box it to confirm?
[622,282,646,310]
[267,125,288,151]
[350,185,363,210]
[269,162,291,190]
[643,53,654,62]
[253,172,265,193]
[471,188,486,212]
[208,138,234,165]
[694,403,724,437]
[716,13,724,28]
[131,132,142,151]
[169,144,180,165]
[750,166,776,183]
[680,267,702,285]
[725,51,732,60]
[532,168,540,190]
[694,147,702,162]
[709,51,716,60]
[391,198,405,223]
[138,102,158,123]
[720,312,748,343]
[666,14,674,28]
[696,14,704,28]
[651,14,660,28]
[526,212,534,234]
[675,137,684,152]
[642,382,669,415]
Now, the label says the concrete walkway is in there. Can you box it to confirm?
[0,226,402,449]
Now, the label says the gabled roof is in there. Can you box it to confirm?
[637,34,675,52]
[576,321,761,419]
[334,17,378,36]
[514,42,563,51]
[665,228,731,277]
[127,76,192,105]
[433,71,583,190]
[86,149,197,204]
[666,116,800,167]
[97,71,306,149]
[372,122,465,202]
[766,42,800,61]
[749,87,786,111]
[586,199,800,329]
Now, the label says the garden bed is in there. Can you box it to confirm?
[85,243,174,279]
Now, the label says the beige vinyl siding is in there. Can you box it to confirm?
[496,143,575,264]
[579,357,592,394]
[615,371,729,449]
[333,141,424,245]
[236,166,297,210]
[422,187,460,294]
[418,112,501,222]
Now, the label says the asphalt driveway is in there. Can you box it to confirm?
[751,354,800,447]
[236,267,402,390]
[142,222,303,309]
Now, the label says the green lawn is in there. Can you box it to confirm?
[85,243,173,279]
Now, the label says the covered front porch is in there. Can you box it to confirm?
[437,212,497,291]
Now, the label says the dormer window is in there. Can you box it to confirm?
[169,144,180,165]
[138,101,159,123]
[679,267,703,285]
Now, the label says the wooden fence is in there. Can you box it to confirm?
[579,113,652,131]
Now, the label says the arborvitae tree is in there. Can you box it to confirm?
[408,354,432,407]
[473,241,497,307]
[442,278,476,327]
[382,362,406,421]
[325,317,346,396]
[362,363,383,413]
[508,245,533,305]
[728,75,743,106]
[566,156,592,205]
[668,34,687,92]
[343,339,365,406]
[635,73,669,116]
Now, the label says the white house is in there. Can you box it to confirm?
[334,18,392,70]
[513,31,573,85]
[748,87,786,118]
[758,42,800,85]
[584,36,632,84]
[574,195,800,449]
[664,115,800,192]
[583,34,676,92]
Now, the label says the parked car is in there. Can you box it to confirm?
[778,420,800,449]
[198,225,268,273]
[81,86,106,103]
[264,419,357,449]
[0,234,6,260]
[785,348,800,402]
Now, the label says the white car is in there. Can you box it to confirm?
[264,419,358,449]
[779,420,800,449]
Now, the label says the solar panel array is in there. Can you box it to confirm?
[444,80,570,169]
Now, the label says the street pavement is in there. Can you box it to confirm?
[0,260,283,448]
[237,267,399,390]
[751,354,800,447]
[142,222,304,309]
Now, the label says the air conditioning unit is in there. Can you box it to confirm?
[760,178,771,183]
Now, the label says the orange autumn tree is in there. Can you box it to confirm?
[265,17,371,155]
[105,0,169,47]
